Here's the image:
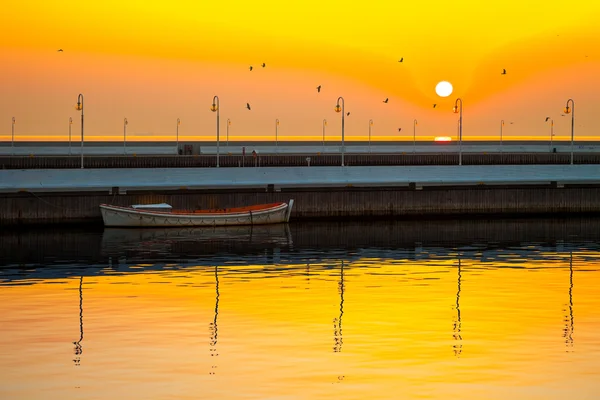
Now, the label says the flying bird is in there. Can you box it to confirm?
[398,128,402,132]
[346,112,350,116]
[545,116,550,122]
[501,69,507,75]
[57,49,63,52]
[261,62,266,67]
[316,85,321,93]
[249,66,253,71]
[246,103,251,110]
[433,104,437,108]
[399,57,403,62]
[383,98,389,103]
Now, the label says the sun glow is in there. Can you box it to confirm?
[435,81,453,97]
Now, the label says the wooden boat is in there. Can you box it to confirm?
[99,200,294,227]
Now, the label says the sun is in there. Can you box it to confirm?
[435,81,453,97]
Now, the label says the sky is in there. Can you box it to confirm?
[1,0,599,142]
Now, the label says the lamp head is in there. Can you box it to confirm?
[228,120,231,126]
[75,102,82,111]
[210,104,218,112]
[334,105,341,113]
[564,106,571,114]
[453,106,459,114]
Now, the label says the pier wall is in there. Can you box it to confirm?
[2,185,600,226]
[3,153,600,169]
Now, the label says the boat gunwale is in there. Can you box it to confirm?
[99,202,288,219]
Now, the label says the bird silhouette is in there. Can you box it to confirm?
[433,104,437,108]
[501,69,507,75]
[246,103,251,110]
[383,98,389,103]
[399,57,404,62]
[346,112,350,116]
[545,116,550,122]
[398,128,402,132]
[261,63,266,68]
[249,66,253,71]
[316,85,321,93]
[57,49,63,52]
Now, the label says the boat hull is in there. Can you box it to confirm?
[100,201,293,227]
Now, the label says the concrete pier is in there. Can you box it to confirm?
[1,165,600,225]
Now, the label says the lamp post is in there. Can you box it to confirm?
[227,119,231,147]
[69,117,73,155]
[548,118,554,152]
[334,97,345,166]
[368,119,373,153]
[176,118,181,155]
[123,118,128,155]
[564,99,575,165]
[11,117,15,156]
[75,94,84,169]
[413,119,418,153]
[500,120,504,153]
[210,95,220,167]
[275,118,280,153]
[322,119,327,152]
[453,98,463,166]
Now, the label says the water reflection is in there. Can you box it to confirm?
[73,276,84,366]
[452,258,462,357]
[209,266,219,375]
[1,219,600,399]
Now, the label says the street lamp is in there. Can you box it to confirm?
[368,119,373,153]
[210,95,220,167]
[500,119,504,153]
[322,119,327,152]
[453,98,463,166]
[334,97,345,166]
[226,118,231,147]
[11,117,15,156]
[547,118,554,152]
[75,94,84,169]
[413,119,418,153]
[123,117,128,155]
[275,118,280,153]
[69,117,73,155]
[564,99,575,165]
[176,118,181,155]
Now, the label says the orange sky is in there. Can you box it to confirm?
[1,0,599,142]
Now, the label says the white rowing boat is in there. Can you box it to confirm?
[99,200,294,227]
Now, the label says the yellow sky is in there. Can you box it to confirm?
[1,0,599,142]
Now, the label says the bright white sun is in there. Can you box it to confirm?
[435,81,453,97]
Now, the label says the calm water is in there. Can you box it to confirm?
[1,219,600,399]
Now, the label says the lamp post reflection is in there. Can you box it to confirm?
[453,98,463,166]
[334,97,345,166]
[73,276,84,366]
[275,119,280,153]
[75,94,84,169]
[564,252,574,350]
[333,260,345,352]
[209,266,220,374]
[210,96,220,168]
[548,118,554,152]
[563,99,575,165]
[452,257,463,357]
